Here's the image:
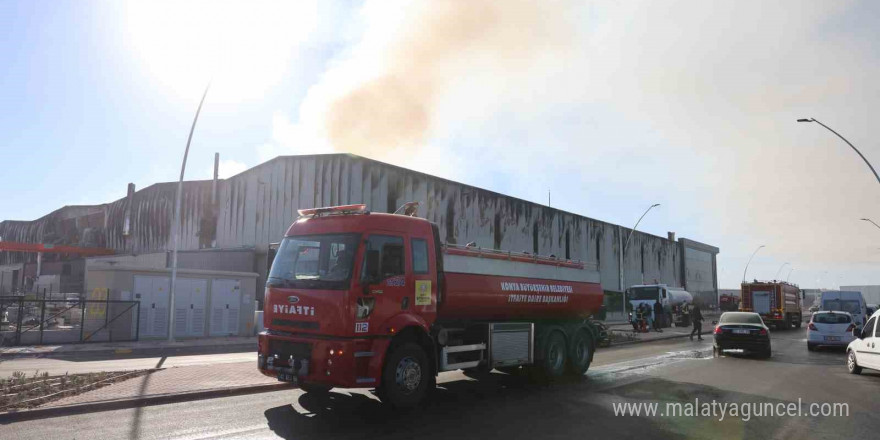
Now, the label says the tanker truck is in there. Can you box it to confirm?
[627,284,693,328]
[258,203,604,407]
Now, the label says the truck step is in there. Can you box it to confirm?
[443,343,486,354]
[440,343,486,371]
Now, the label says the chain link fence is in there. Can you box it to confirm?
[0,296,139,346]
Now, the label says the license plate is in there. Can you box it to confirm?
[825,336,840,341]
[277,373,298,384]
[733,329,751,335]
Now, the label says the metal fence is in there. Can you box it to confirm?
[0,296,139,346]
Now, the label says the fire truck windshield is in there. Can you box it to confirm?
[629,286,659,301]
[268,233,360,290]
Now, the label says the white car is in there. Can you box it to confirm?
[807,311,855,351]
[846,310,880,375]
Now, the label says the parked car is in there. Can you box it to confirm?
[809,304,820,313]
[847,310,880,375]
[807,311,856,351]
[713,312,771,358]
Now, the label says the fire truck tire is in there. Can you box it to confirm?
[538,331,568,379]
[379,342,430,408]
[566,329,593,376]
[299,382,332,394]
[794,316,802,328]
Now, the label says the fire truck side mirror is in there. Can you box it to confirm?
[364,250,380,288]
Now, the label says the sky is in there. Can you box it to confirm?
[2,0,880,290]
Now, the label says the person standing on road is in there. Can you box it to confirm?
[689,303,704,340]
[653,300,664,332]
[641,303,653,332]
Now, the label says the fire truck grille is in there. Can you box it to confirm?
[271,318,320,330]
[269,340,312,360]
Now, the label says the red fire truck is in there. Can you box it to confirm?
[740,281,802,329]
[258,203,604,407]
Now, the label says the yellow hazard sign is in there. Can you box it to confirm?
[415,280,431,306]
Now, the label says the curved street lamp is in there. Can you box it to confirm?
[861,218,880,231]
[619,203,661,316]
[742,245,765,284]
[774,262,790,280]
[786,267,794,283]
[168,82,212,342]
[798,118,880,185]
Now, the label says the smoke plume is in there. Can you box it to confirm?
[314,1,575,156]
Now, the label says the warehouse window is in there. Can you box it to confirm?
[565,230,571,260]
[532,223,539,254]
[411,238,429,274]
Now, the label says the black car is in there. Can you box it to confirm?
[713,312,771,358]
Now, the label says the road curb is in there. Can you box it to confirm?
[0,381,293,423]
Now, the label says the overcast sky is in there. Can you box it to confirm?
[2,0,879,290]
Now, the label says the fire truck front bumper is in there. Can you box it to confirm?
[257,331,390,389]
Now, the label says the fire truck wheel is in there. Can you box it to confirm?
[380,342,430,408]
[538,331,568,379]
[566,329,593,375]
[299,382,332,394]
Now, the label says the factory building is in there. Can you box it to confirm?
[1,153,719,330]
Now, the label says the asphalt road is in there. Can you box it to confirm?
[3,328,879,439]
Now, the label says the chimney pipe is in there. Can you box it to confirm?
[212,153,220,204]
[667,231,676,242]
[123,183,135,237]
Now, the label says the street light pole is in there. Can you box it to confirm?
[774,262,790,280]
[168,82,211,342]
[798,118,880,185]
[861,218,880,231]
[742,245,765,284]
[619,203,661,317]
[786,267,794,283]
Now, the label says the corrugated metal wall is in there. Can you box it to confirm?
[1,153,716,298]
[210,154,689,293]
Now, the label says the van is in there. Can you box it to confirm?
[820,291,867,327]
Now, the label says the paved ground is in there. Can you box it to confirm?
[4,326,877,439]
[0,351,255,377]
[42,361,277,407]
[0,336,255,357]
[0,336,257,361]
[604,316,719,345]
